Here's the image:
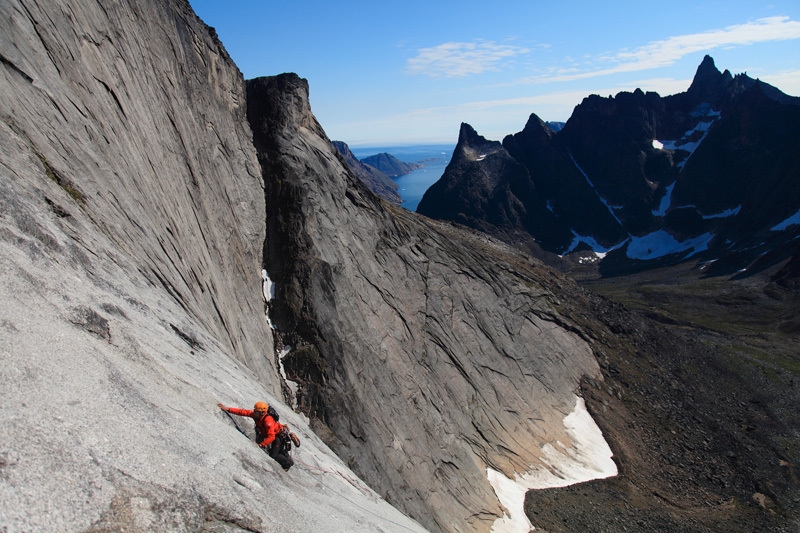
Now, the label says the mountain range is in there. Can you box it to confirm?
[332,141,425,204]
[1,1,798,532]
[417,56,800,278]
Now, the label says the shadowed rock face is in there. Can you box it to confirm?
[247,74,605,533]
[417,56,800,276]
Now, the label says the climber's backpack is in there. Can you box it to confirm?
[276,425,292,453]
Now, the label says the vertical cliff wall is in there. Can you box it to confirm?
[1,0,274,381]
[248,74,610,533]
[0,1,428,531]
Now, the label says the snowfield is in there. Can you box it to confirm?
[772,209,800,231]
[487,396,617,533]
[702,205,741,219]
[653,104,721,168]
[652,182,676,217]
[626,230,714,260]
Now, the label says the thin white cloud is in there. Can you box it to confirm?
[405,40,529,78]
[328,77,694,145]
[527,16,800,84]
[760,69,800,96]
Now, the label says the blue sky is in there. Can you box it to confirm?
[188,0,800,147]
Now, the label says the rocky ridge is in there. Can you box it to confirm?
[332,140,402,204]
[417,56,800,277]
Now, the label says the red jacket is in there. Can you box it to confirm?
[227,408,281,447]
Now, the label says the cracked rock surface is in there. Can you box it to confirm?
[0,1,428,531]
[248,74,605,533]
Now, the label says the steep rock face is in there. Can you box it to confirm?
[0,1,428,531]
[0,0,273,382]
[417,56,800,276]
[417,123,543,240]
[557,88,670,235]
[504,114,628,249]
[332,140,402,204]
[248,74,607,533]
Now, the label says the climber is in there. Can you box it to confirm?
[218,401,301,471]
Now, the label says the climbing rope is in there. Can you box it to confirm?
[292,456,370,493]
[219,409,422,532]
[292,453,423,533]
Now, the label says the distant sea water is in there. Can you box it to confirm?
[350,144,455,212]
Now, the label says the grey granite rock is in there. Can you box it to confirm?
[248,74,603,533]
[1,1,611,531]
[0,1,428,532]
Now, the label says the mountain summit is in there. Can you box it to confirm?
[417,55,800,277]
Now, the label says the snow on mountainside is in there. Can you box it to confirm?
[488,396,616,532]
[654,104,721,169]
[4,2,798,533]
[773,209,800,231]
[417,56,800,277]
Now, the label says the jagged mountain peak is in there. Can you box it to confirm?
[520,112,556,141]
[688,54,723,92]
[458,121,490,145]
[419,56,800,277]
[454,122,506,162]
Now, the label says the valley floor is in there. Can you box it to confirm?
[524,261,800,532]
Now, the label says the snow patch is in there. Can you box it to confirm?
[564,231,627,256]
[626,230,713,260]
[702,205,741,219]
[569,154,624,225]
[487,396,617,533]
[652,182,676,216]
[660,140,679,150]
[652,139,664,150]
[261,269,276,329]
[262,269,275,302]
[772,209,800,231]
[657,104,721,169]
[278,345,299,409]
[477,154,487,161]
